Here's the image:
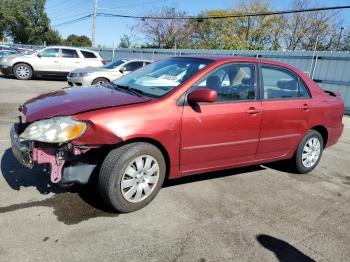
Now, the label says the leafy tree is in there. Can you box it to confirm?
[118,34,133,48]
[188,0,282,50]
[132,6,194,49]
[281,0,341,51]
[0,0,62,45]
[340,31,350,51]
[64,34,92,47]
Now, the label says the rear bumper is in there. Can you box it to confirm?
[325,124,344,148]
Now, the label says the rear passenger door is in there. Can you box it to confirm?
[60,48,83,72]
[257,64,312,159]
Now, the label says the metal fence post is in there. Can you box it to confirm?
[311,53,319,80]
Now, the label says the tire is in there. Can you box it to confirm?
[98,142,166,213]
[92,77,109,85]
[13,63,33,80]
[292,130,324,174]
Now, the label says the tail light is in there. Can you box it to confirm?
[102,60,107,65]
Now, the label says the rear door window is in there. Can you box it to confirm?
[261,66,310,99]
[124,62,144,71]
[61,49,79,58]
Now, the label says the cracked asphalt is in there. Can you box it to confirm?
[0,74,349,262]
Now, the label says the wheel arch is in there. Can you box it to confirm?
[111,137,171,180]
[12,62,34,74]
[311,125,328,148]
[92,77,110,84]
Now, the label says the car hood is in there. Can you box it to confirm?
[21,84,150,123]
[71,66,112,73]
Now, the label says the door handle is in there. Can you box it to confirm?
[75,61,81,64]
[54,61,59,63]
[301,104,310,111]
[246,107,260,115]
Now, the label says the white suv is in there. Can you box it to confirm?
[0,46,104,80]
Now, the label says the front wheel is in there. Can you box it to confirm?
[292,130,324,174]
[13,63,33,80]
[98,142,166,213]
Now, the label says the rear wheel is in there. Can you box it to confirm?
[292,130,323,174]
[98,142,166,213]
[13,63,33,80]
[92,77,109,85]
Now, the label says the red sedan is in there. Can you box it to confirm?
[11,56,344,212]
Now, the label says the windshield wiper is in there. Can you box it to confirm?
[112,84,144,97]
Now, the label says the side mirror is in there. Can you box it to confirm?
[37,53,42,58]
[119,66,126,73]
[187,88,217,103]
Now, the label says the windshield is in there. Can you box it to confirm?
[112,57,212,98]
[104,59,127,69]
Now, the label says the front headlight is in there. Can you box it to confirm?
[20,117,87,143]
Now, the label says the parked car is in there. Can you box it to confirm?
[0,50,20,59]
[0,46,104,80]
[10,56,344,213]
[15,47,34,54]
[67,58,152,86]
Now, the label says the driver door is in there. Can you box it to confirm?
[180,63,262,175]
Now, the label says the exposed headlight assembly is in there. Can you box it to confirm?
[20,117,87,143]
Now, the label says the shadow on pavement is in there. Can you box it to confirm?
[1,146,266,224]
[0,73,67,82]
[164,165,265,187]
[0,148,116,224]
[256,234,315,262]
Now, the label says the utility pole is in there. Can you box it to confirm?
[92,0,98,48]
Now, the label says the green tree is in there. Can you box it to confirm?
[64,34,92,47]
[188,0,282,50]
[0,0,62,45]
[118,34,133,48]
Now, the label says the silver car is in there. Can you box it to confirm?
[0,46,104,80]
[67,59,152,86]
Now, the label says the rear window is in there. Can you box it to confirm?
[81,51,97,58]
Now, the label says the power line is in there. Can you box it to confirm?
[99,5,350,20]
[52,5,350,27]
[52,14,93,27]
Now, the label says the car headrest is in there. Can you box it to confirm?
[242,77,253,85]
[277,79,298,90]
[207,75,221,89]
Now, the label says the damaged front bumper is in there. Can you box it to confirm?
[10,123,97,184]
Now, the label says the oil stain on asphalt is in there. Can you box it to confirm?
[0,189,118,225]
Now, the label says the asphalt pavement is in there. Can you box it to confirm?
[0,74,349,262]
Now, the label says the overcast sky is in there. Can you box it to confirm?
[45,0,350,47]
